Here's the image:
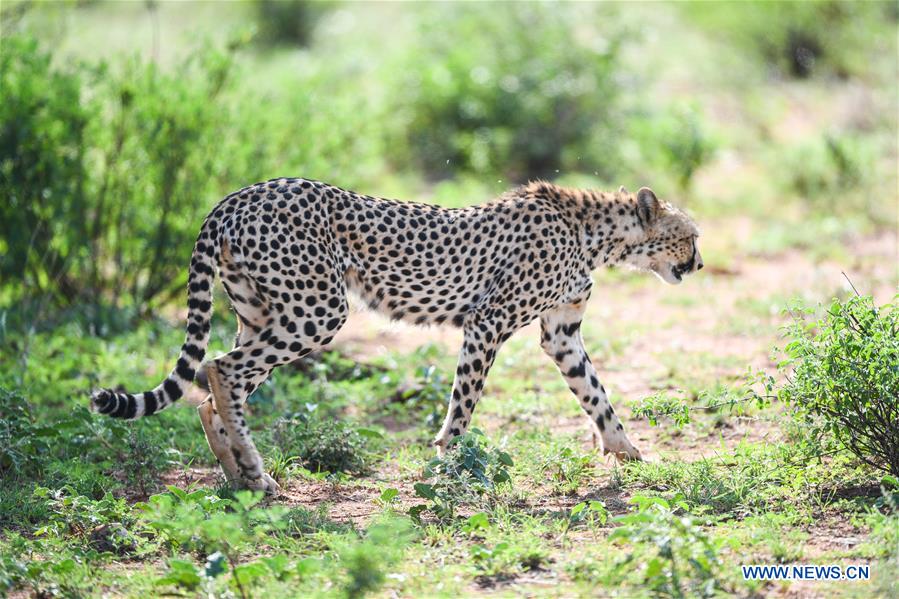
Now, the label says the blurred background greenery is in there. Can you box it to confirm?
[1,0,897,327]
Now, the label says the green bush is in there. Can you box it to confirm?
[783,134,865,197]
[411,429,513,521]
[390,2,627,181]
[608,495,728,598]
[780,295,899,477]
[1,34,239,315]
[140,487,299,597]
[334,518,416,599]
[539,444,595,496]
[681,1,897,79]
[0,35,93,309]
[385,358,452,432]
[33,486,139,554]
[776,133,895,225]
[627,103,714,192]
[252,0,334,47]
[272,413,371,475]
[0,33,386,323]
[0,387,51,479]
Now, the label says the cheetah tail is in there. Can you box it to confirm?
[90,229,218,419]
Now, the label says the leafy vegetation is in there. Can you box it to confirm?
[780,295,899,476]
[252,0,334,47]
[390,2,626,181]
[411,430,514,522]
[271,412,374,476]
[608,495,728,598]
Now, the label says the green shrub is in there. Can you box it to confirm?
[608,495,728,598]
[539,444,595,496]
[780,295,899,477]
[783,134,864,197]
[776,133,895,225]
[334,518,416,599]
[386,359,452,432]
[627,103,714,192]
[390,2,627,181]
[32,486,139,554]
[252,0,334,47]
[0,32,386,323]
[140,487,301,597]
[411,429,513,521]
[681,1,897,79]
[0,34,239,315]
[272,413,371,475]
[0,387,51,478]
[0,35,93,309]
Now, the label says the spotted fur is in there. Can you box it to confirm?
[92,179,702,493]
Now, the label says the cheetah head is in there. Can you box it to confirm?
[626,187,702,285]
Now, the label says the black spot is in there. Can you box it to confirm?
[567,360,586,378]
[562,321,581,336]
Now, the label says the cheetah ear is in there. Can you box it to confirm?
[636,187,660,226]
[618,185,628,195]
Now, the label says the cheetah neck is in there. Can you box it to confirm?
[522,182,647,271]
[579,192,648,271]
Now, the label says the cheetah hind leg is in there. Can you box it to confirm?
[197,396,241,485]
[205,363,281,495]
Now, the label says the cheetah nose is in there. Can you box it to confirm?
[696,261,704,271]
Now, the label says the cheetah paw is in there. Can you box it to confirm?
[608,447,643,462]
[244,473,282,495]
[601,437,643,462]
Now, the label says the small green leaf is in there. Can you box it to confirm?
[157,559,202,590]
[463,512,489,532]
[233,561,268,586]
[408,504,427,523]
[497,451,514,466]
[570,502,587,518]
[356,427,384,439]
[379,487,399,503]
[414,483,436,500]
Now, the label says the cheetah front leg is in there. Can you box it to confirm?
[434,318,507,455]
[540,302,642,461]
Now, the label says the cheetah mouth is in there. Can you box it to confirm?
[670,254,696,281]
[650,263,683,285]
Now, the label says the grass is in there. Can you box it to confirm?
[1,302,895,596]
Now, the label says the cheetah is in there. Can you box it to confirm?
[92,179,702,493]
